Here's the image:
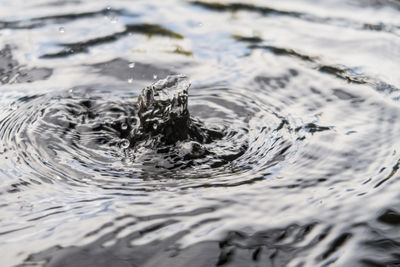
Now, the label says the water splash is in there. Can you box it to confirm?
[132,75,192,144]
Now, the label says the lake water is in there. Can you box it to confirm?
[1,0,400,266]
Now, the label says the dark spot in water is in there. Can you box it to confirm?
[249,45,317,62]
[320,233,352,260]
[191,1,305,18]
[296,123,332,134]
[378,209,400,226]
[126,24,184,39]
[332,88,358,100]
[318,65,367,84]
[231,34,263,43]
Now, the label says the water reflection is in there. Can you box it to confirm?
[0,0,400,266]
[42,24,184,58]
[22,221,320,267]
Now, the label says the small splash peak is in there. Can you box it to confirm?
[134,75,193,144]
[130,74,224,151]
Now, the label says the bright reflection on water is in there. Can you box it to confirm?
[0,0,400,266]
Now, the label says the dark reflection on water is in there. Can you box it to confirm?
[41,24,184,58]
[0,8,130,30]
[0,0,400,266]
[192,0,400,34]
[22,222,320,267]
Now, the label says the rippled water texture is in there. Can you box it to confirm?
[1,0,400,266]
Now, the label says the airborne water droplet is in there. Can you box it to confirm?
[128,78,133,83]
[128,62,135,68]
[153,74,158,80]
[120,139,130,149]
[59,27,65,33]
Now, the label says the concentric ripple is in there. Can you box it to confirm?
[0,89,137,187]
[1,0,400,266]
[0,80,300,190]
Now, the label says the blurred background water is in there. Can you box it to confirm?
[0,0,400,266]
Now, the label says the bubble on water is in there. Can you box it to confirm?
[153,74,158,80]
[128,62,135,68]
[121,123,128,130]
[128,78,133,83]
[59,27,65,33]
[120,139,130,149]
[153,124,158,130]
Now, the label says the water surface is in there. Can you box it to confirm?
[1,0,400,266]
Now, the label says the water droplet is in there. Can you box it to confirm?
[128,78,133,83]
[120,139,130,149]
[106,5,111,10]
[128,62,135,68]
[153,74,158,80]
[198,22,203,27]
[10,102,17,110]
[153,124,158,130]
[121,123,128,130]
[59,27,65,33]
